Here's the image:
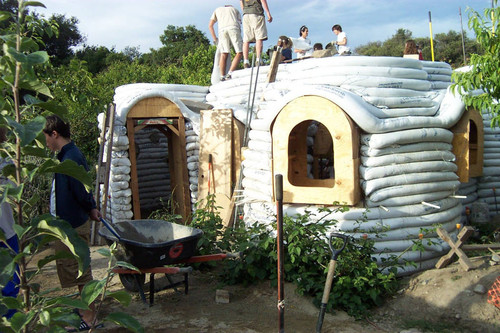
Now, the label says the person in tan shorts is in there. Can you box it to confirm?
[209,5,243,81]
[240,0,272,68]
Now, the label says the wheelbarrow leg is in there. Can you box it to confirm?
[150,273,155,306]
[135,275,147,305]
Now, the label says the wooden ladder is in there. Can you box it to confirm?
[91,103,116,245]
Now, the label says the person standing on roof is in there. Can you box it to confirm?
[332,24,351,55]
[240,0,273,68]
[209,5,243,81]
[294,25,313,59]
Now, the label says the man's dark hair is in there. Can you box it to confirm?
[43,115,71,139]
[332,24,342,32]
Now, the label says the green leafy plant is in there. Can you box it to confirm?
[452,0,500,126]
[0,1,143,332]
[190,200,399,319]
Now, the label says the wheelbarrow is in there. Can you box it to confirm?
[99,218,239,305]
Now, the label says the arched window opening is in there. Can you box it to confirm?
[469,120,478,164]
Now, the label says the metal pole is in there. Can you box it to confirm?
[429,11,435,61]
[275,174,285,333]
[459,7,467,65]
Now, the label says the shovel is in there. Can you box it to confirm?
[100,217,123,241]
[316,232,348,333]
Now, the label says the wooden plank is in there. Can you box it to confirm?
[127,97,182,118]
[435,226,474,271]
[198,109,233,202]
[266,39,283,83]
[462,243,500,251]
[170,117,191,222]
[127,118,141,220]
[272,96,360,205]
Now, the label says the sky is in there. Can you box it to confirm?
[35,0,493,54]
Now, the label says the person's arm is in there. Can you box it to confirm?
[261,0,272,22]
[208,19,218,45]
[240,0,244,11]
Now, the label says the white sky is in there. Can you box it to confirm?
[35,0,493,54]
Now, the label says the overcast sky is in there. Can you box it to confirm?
[35,0,493,54]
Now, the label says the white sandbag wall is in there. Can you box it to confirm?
[100,83,206,221]
[477,112,500,217]
[207,56,468,275]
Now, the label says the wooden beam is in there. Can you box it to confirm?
[127,118,141,220]
[435,226,474,271]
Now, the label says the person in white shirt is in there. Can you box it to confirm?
[332,24,351,55]
[294,25,313,59]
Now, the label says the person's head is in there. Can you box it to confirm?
[279,35,292,49]
[313,43,323,51]
[43,115,71,152]
[299,25,308,38]
[404,40,418,55]
[331,24,342,35]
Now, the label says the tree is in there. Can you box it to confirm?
[452,1,500,126]
[144,25,210,66]
[356,28,413,57]
[38,13,85,66]
[433,30,482,67]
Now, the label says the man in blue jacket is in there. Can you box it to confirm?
[43,115,102,330]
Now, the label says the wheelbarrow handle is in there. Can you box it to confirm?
[329,232,348,261]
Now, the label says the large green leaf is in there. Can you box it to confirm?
[80,279,106,305]
[34,100,68,116]
[34,215,91,276]
[0,248,15,287]
[104,312,144,333]
[19,78,53,98]
[106,290,132,306]
[0,11,12,22]
[6,116,45,147]
[37,159,93,190]
[45,296,88,310]
[22,1,46,9]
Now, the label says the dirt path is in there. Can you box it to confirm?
[32,246,499,333]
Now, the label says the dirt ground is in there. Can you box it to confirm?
[31,245,500,333]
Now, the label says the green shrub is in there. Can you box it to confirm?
[190,201,399,318]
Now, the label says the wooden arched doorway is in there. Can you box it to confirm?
[126,97,191,221]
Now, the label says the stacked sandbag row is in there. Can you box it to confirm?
[185,121,200,210]
[477,112,500,216]
[134,126,170,213]
[101,83,208,221]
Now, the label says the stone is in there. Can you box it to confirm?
[473,284,487,294]
[215,289,230,304]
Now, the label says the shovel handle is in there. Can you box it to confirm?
[100,217,121,241]
[329,232,348,261]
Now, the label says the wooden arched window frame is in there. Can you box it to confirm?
[271,96,361,205]
[451,108,484,182]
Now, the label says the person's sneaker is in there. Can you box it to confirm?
[244,63,251,69]
[224,73,232,80]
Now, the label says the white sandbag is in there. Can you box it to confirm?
[111,157,131,167]
[366,190,454,208]
[110,181,129,191]
[187,162,199,171]
[111,165,131,175]
[248,139,272,152]
[362,172,458,195]
[361,128,453,149]
[249,130,272,143]
[361,150,455,167]
[360,160,457,180]
[242,167,272,185]
[360,142,452,157]
[112,189,132,198]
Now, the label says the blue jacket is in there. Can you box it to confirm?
[55,141,96,228]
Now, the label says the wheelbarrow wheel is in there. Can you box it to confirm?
[119,273,145,292]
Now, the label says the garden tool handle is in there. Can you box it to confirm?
[100,217,122,241]
[329,232,348,261]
